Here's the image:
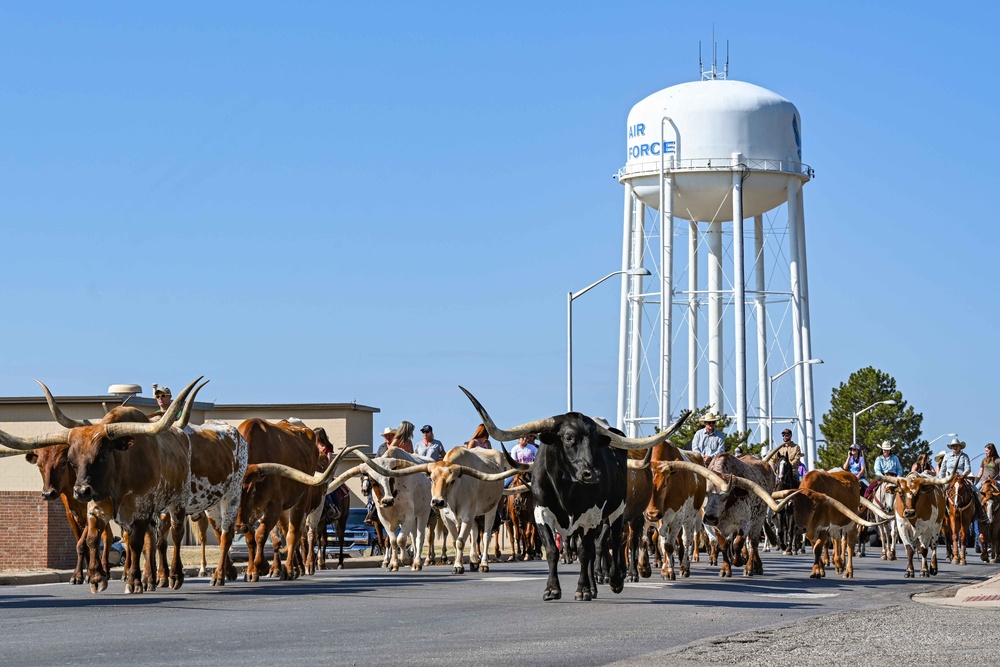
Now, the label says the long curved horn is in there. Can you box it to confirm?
[36,380,92,428]
[503,484,530,496]
[858,495,894,520]
[922,470,959,487]
[175,380,210,430]
[793,488,891,528]
[627,446,655,470]
[656,459,731,492]
[0,424,70,450]
[602,410,692,451]
[873,473,903,485]
[499,442,531,471]
[251,445,367,488]
[1,446,30,459]
[459,386,557,442]
[356,451,430,478]
[103,377,202,440]
[761,447,781,464]
[449,463,520,483]
[724,474,800,513]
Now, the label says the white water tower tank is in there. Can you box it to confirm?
[616,75,819,469]
[624,79,805,222]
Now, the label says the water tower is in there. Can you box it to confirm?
[614,65,820,468]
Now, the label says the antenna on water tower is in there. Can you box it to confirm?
[700,31,729,81]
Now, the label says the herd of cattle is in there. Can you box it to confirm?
[1,378,998,602]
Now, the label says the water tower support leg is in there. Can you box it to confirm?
[732,157,747,434]
[688,220,699,412]
[754,215,768,446]
[707,221,723,414]
[617,182,634,433]
[628,206,645,437]
[786,178,806,454]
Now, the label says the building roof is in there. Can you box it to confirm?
[0,396,378,413]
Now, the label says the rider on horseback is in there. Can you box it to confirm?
[865,441,902,499]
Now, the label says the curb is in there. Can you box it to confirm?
[913,572,1000,609]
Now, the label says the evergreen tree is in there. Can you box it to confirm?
[670,406,760,455]
[817,367,924,470]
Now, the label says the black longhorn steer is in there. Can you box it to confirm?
[460,386,690,602]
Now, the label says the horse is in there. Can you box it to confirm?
[945,474,977,565]
[505,472,538,561]
[872,481,899,560]
[773,453,803,555]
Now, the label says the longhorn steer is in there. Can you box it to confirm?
[236,419,322,582]
[660,455,799,578]
[24,445,113,585]
[778,469,889,579]
[357,445,516,574]
[461,386,690,602]
[1,378,247,593]
[643,447,707,580]
[875,471,953,578]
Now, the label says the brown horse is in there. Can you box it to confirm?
[979,479,1000,562]
[945,475,977,565]
[505,472,537,561]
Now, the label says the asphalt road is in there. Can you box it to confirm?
[1,547,996,666]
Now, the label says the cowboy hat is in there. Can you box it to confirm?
[381,427,397,438]
[935,450,947,463]
[699,412,721,424]
[947,437,965,450]
[879,440,893,451]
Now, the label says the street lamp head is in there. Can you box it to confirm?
[806,358,824,365]
[883,400,897,406]
[626,268,651,277]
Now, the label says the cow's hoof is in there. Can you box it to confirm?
[904,570,913,578]
[543,588,561,601]
[470,562,479,572]
[70,574,83,585]
[480,564,489,573]
[889,554,896,561]
[809,572,820,579]
[609,578,622,595]
[574,591,592,601]
[170,574,184,590]
[453,565,464,575]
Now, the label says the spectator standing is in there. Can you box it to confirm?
[150,384,172,419]
[466,423,492,449]
[389,421,415,454]
[691,412,725,465]
[376,426,396,456]
[510,435,538,464]
[414,424,445,461]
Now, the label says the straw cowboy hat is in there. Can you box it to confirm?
[935,451,947,463]
[879,440,893,451]
[699,412,721,424]
[946,437,965,450]
[381,427,397,438]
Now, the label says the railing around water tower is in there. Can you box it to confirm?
[617,157,814,180]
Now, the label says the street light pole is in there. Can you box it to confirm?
[766,358,823,452]
[852,399,898,449]
[926,432,958,450]
[568,268,651,412]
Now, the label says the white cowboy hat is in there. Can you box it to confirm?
[381,427,397,438]
[935,450,947,462]
[879,440,893,451]
[947,437,965,450]
[699,412,721,424]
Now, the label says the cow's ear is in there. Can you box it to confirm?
[111,437,135,451]
[243,465,265,485]
[24,452,38,464]
[539,432,559,446]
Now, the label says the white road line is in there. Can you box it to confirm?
[757,592,838,598]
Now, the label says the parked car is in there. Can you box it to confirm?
[325,507,379,558]
[229,533,275,562]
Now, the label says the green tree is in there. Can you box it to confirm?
[671,406,761,456]
[817,366,924,470]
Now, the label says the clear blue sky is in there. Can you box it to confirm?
[1,3,997,458]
